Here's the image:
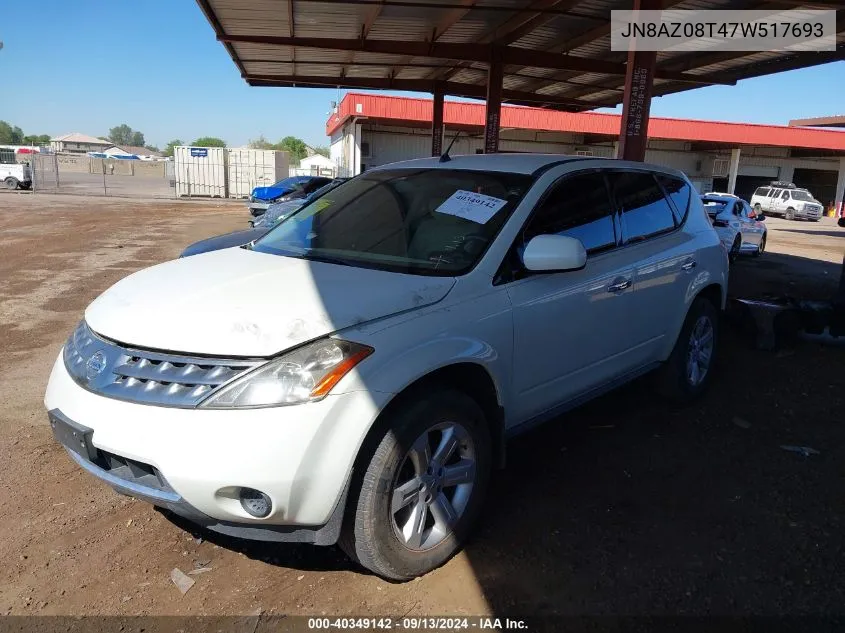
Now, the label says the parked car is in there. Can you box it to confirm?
[251,177,349,229]
[702,193,767,261]
[248,175,333,217]
[45,154,727,580]
[750,182,823,221]
[180,227,269,258]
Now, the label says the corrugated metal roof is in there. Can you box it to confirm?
[327,92,845,151]
[200,0,845,110]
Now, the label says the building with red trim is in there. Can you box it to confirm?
[326,93,845,208]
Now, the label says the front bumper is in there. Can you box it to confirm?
[44,353,386,543]
[248,202,271,216]
[794,207,822,220]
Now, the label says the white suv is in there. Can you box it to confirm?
[45,155,728,580]
[750,182,823,221]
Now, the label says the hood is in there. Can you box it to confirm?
[260,199,305,225]
[85,248,456,357]
[251,185,304,201]
[180,228,269,258]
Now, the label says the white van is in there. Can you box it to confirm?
[750,182,822,221]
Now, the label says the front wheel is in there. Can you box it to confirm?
[785,207,796,221]
[340,389,492,581]
[4,177,18,190]
[656,296,719,403]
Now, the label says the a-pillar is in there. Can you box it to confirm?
[727,148,741,195]
[431,82,445,157]
[618,0,659,162]
[484,47,503,154]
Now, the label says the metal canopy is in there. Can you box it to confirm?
[198,0,845,112]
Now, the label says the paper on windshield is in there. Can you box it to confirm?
[435,190,507,224]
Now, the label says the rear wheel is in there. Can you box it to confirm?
[729,235,741,263]
[752,234,766,257]
[340,389,492,581]
[656,296,719,403]
[4,177,18,190]
[785,207,796,221]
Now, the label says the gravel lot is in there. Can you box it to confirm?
[1,192,844,622]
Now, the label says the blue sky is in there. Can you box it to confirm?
[2,0,843,149]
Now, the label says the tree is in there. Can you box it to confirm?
[277,136,308,163]
[0,121,24,144]
[248,135,274,150]
[313,145,330,158]
[108,124,134,145]
[163,139,183,157]
[22,134,51,146]
[192,137,226,147]
[130,131,145,147]
[145,144,160,153]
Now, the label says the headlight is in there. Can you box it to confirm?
[198,338,372,408]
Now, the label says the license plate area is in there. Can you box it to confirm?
[49,411,98,461]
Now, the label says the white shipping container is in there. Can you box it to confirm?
[226,148,290,199]
[174,146,227,198]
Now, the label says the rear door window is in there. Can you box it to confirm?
[608,171,676,243]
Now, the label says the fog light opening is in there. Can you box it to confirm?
[239,488,272,518]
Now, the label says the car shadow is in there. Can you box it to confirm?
[158,508,358,573]
[775,228,844,239]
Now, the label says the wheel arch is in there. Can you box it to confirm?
[348,362,506,494]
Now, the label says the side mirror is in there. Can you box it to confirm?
[522,234,587,272]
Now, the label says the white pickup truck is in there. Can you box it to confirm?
[1,150,33,190]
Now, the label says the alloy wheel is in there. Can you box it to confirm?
[391,422,476,551]
[686,315,714,387]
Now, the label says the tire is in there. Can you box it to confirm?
[728,235,741,263]
[4,177,18,190]
[785,207,795,221]
[340,388,492,581]
[655,296,719,403]
[752,234,766,258]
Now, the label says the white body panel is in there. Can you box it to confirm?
[45,153,728,534]
[174,146,227,198]
[227,149,289,199]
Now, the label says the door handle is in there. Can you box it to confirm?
[607,278,631,293]
[681,260,697,271]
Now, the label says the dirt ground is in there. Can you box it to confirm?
[1,191,844,623]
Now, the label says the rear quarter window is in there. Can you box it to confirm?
[754,187,770,197]
[656,174,692,224]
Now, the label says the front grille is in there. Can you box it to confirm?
[63,321,261,407]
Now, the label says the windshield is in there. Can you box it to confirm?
[270,176,309,189]
[790,190,814,202]
[253,168,534,276]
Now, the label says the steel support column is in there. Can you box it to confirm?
[618,0,659,162]
[727,148,741,195]
[484,48,503,154]
[432,82,445,156]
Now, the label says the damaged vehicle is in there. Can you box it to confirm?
[46,154,727,580]
[702,193,767,261]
